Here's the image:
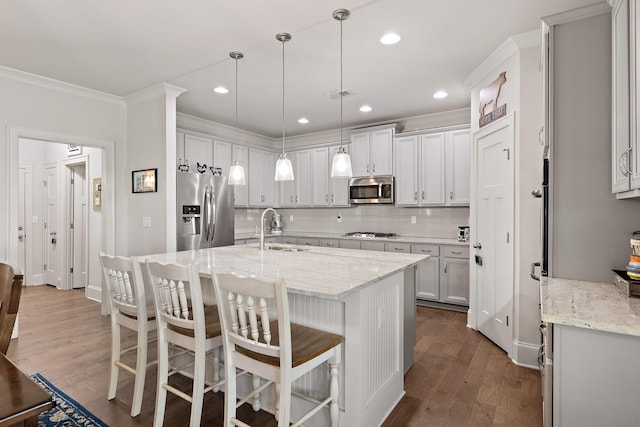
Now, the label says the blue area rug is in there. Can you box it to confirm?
[30,373,108,427]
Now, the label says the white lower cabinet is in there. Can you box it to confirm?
[339,239,360,249]
[412,244,469,307]
[296,237,319,246]
[361,241,385,251]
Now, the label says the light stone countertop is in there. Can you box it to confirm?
[541,276,640,337]
[234,230,467,246]
[143,244,428,300]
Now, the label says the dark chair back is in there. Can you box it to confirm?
[0,263,24,354]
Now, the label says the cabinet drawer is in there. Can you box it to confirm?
[411,244,440,256]
[280,237,297,245]
[385,242,412,253]
[442,245,469,258]
[296,237,319,246]
[319,238,339,248]
[361,241,385,252]
[339,239,361,250]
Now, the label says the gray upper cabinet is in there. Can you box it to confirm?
[612,0,640,197]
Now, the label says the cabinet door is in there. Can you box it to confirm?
[612,0,631,193]
[361,241,385,251]
[185,134,213,170]
[441,257,469,306]
[213,140,232,176]
[312,147,330,206]
[248,148,263,206]
[295,150,311,206]
[370,128,393,175]
[232,145,249,206]
[319,238,339,248]
[280,180,295,207]
[350,132,370,177]
[339,239,360,249]
[395,136,419,205]
[416,257,439,301]
[329,146,350,206]
[447,130,471,205]
[261,151,274,206]
[420,133,446,205]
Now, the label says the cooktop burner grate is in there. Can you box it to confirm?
[344,232,397,238]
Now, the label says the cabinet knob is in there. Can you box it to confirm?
[473,243,482,249]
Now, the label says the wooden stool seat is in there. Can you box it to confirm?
[167,305,222,339]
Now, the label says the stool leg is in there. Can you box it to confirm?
[153,334,169,427]
[108,315,120,401]
[329,356,340,427]
[277,381,291,427]
[190,344,206,427]
[131,324,147,416]
[252,374,261,411]
[213,346,221,392]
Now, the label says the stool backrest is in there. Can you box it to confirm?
[99,253,148,319]
[145,260,205,339]
[212,269,291,367]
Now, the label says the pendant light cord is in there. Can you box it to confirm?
[282,37,286,154]
[235,57,239,130]
[340,16,344,150]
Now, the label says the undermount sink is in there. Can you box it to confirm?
[264,245,305,252]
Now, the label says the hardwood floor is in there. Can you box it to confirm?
[6,285,541,426]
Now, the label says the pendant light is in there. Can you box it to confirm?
[274,32,295,181]
[330,8,353,178]
[228,51,247,185]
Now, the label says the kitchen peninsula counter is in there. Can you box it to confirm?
[540,276,640,426]
[143,244,427,427]
[540,276,640,336]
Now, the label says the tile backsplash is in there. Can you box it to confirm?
[235,206,469,239]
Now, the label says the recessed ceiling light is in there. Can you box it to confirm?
[380,33,401,45]
[433,91,448,99]
[360,105,372,112]
[214,86,229,94]
[298,117,309,124]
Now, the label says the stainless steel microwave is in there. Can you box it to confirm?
[349,176,394,204]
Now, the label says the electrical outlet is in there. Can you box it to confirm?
[289,215,294,222]
[142,216,152,228]
[411,216,416,224]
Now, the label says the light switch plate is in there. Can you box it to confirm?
[142,216,152,228]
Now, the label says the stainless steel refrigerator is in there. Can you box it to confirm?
[176,170,234,251]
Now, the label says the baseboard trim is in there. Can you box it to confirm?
[86,285,102,302]
[511,339,540,369]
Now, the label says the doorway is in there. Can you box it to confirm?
[68,162,88,289]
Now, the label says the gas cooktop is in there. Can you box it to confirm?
[344,232,397,238]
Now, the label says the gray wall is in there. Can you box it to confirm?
[552,12,640,281]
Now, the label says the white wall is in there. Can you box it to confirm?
[551,12,640,280]
[0,67,125,280]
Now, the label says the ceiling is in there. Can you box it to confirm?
[0,0,600,138]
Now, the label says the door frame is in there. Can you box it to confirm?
[64,157,89,291]
[7,126,116,313]
[18,163,33,283]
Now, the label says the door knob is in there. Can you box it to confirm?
[18,234,25,241]
[473,243,482,249]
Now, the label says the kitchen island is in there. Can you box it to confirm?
[541,277,640,426]
[144,243,428,427]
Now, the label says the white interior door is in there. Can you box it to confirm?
[70,164,87,288]
[474,116,514,354]
[43,163,59,287]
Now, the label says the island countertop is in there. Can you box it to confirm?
[142,243,428,300]
[540,276,640,337]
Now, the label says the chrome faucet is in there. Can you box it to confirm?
[259,208,278,250]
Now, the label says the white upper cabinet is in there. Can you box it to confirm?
[329,146,350,206]
[446,129,471,205]
[249,148,274,206]
[311,147,330,206]
[612,0,640,197]
[350,125,394,177]
[279,149,311,207]
[232,145,249,206]
[183,134,213,170]
[395,128,469,207]
[213,140,232,175]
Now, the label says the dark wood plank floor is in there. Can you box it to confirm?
[6,285,541,426]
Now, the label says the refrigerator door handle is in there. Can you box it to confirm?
[530,262,541,281]
[204,186,216,242]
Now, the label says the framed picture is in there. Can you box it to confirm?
[67,144,82,156]
[93,178,102,210]
[132,168,157,193]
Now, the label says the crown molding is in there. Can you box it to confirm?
[542,1,611,26]
[0,65,124,106]
[124,82,188,106]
